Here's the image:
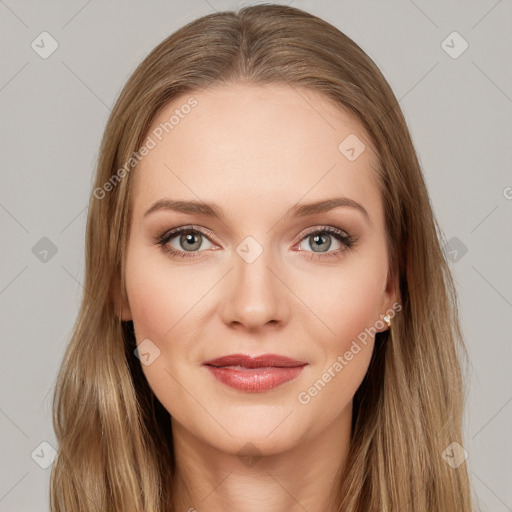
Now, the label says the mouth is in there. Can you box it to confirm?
[203,353,308,392]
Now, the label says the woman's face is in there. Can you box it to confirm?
[118,83,396,455]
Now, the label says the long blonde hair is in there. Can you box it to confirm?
[50,4,474,511]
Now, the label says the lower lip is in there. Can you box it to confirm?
[205,365,306,392]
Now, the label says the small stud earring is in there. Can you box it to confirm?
[383,315,391,328]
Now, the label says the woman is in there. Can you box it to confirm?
[50,4,474,511]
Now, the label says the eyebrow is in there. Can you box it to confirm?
[144,196,370,223]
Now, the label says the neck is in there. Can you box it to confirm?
[170,407,352,512]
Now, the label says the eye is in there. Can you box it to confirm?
[155,226,216,259]
[295,226,355,259]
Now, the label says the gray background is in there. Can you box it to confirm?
[1,0,511,510]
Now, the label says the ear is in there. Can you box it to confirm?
[111,274,132,321]
[383,267,399,310]
[378,267,400,331]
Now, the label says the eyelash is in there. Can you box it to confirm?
[154,225,356,260]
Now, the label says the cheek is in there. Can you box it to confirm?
[293,273,383,428]
[124,246,222,401]
[124,246,206,342]
[124,249,206,421]
[294,254,387,351]
[291,252,387,402]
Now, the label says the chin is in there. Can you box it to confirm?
[197,406,309,456]
[218,428,302,458]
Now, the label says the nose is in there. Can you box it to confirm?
[219,243,290,332]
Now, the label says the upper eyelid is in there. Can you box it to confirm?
[162,225,220,245]
[300,225,349,237]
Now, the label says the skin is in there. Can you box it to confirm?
[115,82,397,512]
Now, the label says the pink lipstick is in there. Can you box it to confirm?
[203,353,307,392]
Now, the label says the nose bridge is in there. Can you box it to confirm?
[220,234,288,329]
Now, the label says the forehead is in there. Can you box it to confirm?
[131,82,381,220]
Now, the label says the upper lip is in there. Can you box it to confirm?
[203,353,307,368]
